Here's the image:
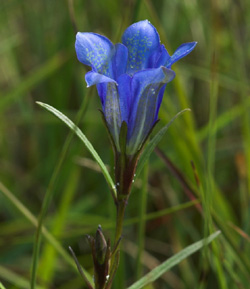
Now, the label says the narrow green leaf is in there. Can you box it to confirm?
[198,96,250,141]
[0,282,7,289]
[36,101,116,198]
[119,121,128,156]
[0,181,93,284]
[127,231,221,289]
[0,266,45,289]
[58,200,200,238]
[136,109,191,178]
[69,247,94,289]
[39,167,80,282]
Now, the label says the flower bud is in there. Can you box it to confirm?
[95,225,107,265]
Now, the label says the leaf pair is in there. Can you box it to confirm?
[37,102,190,196]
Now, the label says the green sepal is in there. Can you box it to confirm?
[98,109,117,154]
[136,109,190,179]
[114,120,160,199]
[119,121,128,156]
[136,119,161,158]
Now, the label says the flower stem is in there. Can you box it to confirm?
[109,195,128,283]
[114,197,128,245]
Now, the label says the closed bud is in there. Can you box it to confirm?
[95,225,107,265]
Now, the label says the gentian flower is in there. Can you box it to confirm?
[75,20,196,155]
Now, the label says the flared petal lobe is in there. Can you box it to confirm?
[75,32,115,77]
[122,20,161,75]
[155,45,171,68]
[85,71,117,87]
[127,66,175,153]
[166,42,197,68]
[75,21,197,154]
[85,71,117,109]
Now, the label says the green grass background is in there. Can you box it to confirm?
[0,0,250,288]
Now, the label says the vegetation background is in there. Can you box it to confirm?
[0,0,250,288]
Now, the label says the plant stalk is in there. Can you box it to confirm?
[109,195,128,286]
[114,197,128,246]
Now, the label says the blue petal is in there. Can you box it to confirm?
[75,32,115,76]
[112,44,128,80]
[103,83,122,150]
[166,42,197,67]
[122,20,161,75]
[117,74,132,124]
[127,66,175,153]
[154,84,166,121]
[97,83,106,107]
[155,45,171,67]
[85,71,117,87]
[147,44,163,68]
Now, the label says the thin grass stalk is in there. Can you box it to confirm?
[230,2,250,233]
[39,168,80,282]
[144,0,202,167]
[206,4,227,286]
[0,182,74,267]
[0,265,45,289]
[136,161,148,279]
[0,283,6,289]
[30,93,91,289]
[0,51,71,113]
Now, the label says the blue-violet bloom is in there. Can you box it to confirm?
[75,20,196,155]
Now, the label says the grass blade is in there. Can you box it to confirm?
[69,247,94,289]
[0,283,6,289]
[36,101,116,198]
[0,181,93,283]
[39,168,80,282]
[0,266,45,289]
[127,231,221,289]
[135,162,148,279]
[0,51,70,112]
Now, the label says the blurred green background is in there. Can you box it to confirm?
[1,0,250,288]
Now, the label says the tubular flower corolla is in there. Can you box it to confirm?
[75,20,196,155]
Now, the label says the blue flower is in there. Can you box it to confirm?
[75,20,196,155]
